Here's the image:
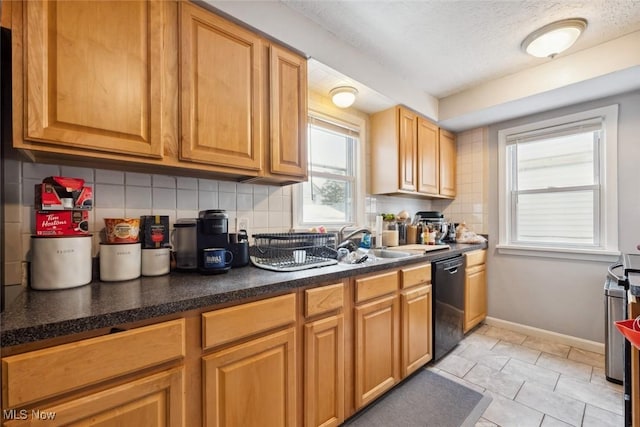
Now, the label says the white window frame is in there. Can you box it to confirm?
[292,103,366,231]
[497,105,620,262]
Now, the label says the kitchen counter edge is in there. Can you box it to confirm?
[1,243,486,348]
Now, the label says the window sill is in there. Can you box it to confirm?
[496,244,620,262]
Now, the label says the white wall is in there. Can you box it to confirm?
[486,89,640,343]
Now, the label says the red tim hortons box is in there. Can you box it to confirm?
[35,210,90,236]
[35,176,93,211]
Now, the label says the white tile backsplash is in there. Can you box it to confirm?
[125,186,153,209]
[198,179,218,192]
[95,169,124,184]
[198,191,218,210]
[177,189,198,210]
[126,172,151,187]
[218,192,237,211]
[95,184,125,208]
[153,174,176,189]
[218,181,237,193]
[177,177,198,190]
[152,188,177,210]
[22,162,60,179]
[61,166,94,183]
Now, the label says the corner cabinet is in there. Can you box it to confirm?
[371,106,456,198]
[464,249,487,333]
[12,0,168,158]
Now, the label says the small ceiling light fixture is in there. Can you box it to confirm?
[330,86,358,108]
[521,18,587,58]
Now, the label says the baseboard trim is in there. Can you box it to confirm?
[484,316,605,355]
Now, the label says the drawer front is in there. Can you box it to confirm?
[400,264,431,289]
[202,293,296,350]
[465,250,487,267]
[355,271,399,303]
[2,319,185,408]
[305,282,344,318]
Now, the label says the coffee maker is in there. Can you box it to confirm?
[197,210,230,272]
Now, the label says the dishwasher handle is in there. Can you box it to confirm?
[444,265,460,274]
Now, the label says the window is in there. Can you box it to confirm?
[497,105,619,261]
[293,111,364,229]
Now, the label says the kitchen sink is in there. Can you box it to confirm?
[368,248,414,259]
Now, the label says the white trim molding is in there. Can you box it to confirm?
[484,316,604,354]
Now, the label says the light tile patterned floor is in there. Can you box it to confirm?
[428,324,625,427]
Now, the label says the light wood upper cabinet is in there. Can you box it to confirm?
[371,105,456,198]
[417,117,440,195]
[179,1,262,171]
[398,107,418,191]
[269,45,308,179]
[439,128,457,198]
[17,0,166,158]
[10,0,307,183]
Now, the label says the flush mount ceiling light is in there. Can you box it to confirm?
[330,86,358,108]
[522,18,587,58]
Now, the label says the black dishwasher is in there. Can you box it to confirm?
[432,255,465,361]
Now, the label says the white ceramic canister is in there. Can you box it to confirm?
[141,247,170,276]
[99,243,141,282]
[30,235,93,290]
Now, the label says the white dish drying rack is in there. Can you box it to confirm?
[250,232,338,272]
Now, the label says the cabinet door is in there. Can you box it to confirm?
[464,264,487,333]
[439,129,457,197]
[22,0,164,158]
[401,285,432,377]
[304,315,344,427]
[179,2,262,171]
[354,295,400,409]
[269,45,308,178]
[203,328,296,427]
[398,107,417,192]
[416,117,439,195]
[3,368,184,427]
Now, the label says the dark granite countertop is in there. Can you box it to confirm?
[1,243,486,348]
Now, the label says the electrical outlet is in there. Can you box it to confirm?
[236,217,249,232]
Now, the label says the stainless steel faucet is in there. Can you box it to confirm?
[337,225,372,249]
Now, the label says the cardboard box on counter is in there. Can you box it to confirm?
[35,176,92,211]
[35,210,90,236]
[140,215,170,249]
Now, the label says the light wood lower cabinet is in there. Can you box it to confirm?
[1,319,186,426]
[203,328,297,427]
[354,294,401,409]
[303,283,345,427]
[3,368,184,427]
[464,250,488,333]
[304,314,345,427]
[401,285,433,377]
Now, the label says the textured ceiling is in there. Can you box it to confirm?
[284,0,640,99]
